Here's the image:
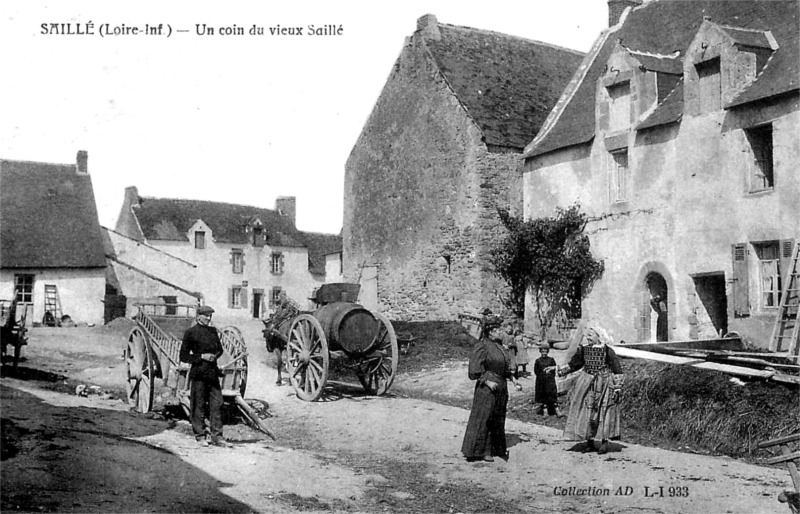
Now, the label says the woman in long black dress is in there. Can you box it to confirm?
[461,314,522,462]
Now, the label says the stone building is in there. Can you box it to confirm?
[523,0,799,348]
[111,187,341,319]
[344,14,585,320]
[0,151,107,325]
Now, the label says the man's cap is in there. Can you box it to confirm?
[197,305,215,315]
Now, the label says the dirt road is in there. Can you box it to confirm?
[0,320,791,513]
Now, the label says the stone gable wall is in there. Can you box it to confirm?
[344,33,522,321]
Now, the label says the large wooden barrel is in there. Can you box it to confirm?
[314,302,380,354]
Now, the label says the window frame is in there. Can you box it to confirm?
[270,287,283,308]
[608,149,629,204]
[231,248,244,274]
[753,241,781,311]
[231,286,243,308]
[745,124,774,193]
[194,231,206,250]
[270,252,284,275]
[14,274,34,304]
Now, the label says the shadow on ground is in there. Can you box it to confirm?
[1,385,256,513]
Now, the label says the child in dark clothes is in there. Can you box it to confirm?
[533,344,563,417]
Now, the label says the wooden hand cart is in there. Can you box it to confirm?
[262,283,398,401]
[125,303,274,439]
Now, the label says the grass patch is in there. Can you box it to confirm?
[392,320,799,463]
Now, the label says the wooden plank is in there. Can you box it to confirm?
[762,451,800,465]
[613,346,775,378]
[759,433,800,449]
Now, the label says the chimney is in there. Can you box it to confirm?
[76,150,88,174]
[276,196,296,227]
[608,0,642,27]
[416,14,441,41]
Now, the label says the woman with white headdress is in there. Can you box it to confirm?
[558,324,624,454]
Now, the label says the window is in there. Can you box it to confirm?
[696,58,721,111]
[231,249,244,274]
[270,287,282,307]
[754,242,781,309]
[746,125,774,192]
[253,226,265,247]
[14,274,34,304]
[231,286,243,308]
[609,150,629,203]
[270,252,284,275]
[194,231,206,249]
[607,81,631,132]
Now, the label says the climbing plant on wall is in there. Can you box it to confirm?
[490,204,604,334]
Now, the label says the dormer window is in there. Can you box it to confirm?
[194,231,206,249]
[253,226,265,247]
[607,81,631,132]
[695,57,721,111]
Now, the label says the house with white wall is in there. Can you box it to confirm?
[522,0,799,348]
[113,187,341,319]
[0,151,106,325]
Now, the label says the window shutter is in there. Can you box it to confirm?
[227,287,233,308]
[731,243,749,318]
[241,288,249,309]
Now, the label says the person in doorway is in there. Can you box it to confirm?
[461,313,522,462]
[558,324,624,454]
[650,293,669,342]
[533,343,562,417]
[180,305,230,447]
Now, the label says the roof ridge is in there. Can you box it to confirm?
[625,47,681,59]
[1,158,75,167]
[138,195,279,213]
[437,22,585,56]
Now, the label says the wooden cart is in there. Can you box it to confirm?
[125,303,273,438]
[263,283,398,401]
[1,299,28,368]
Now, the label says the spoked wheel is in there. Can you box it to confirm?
[357,312,399,396]
[219,326,248,397]
[286,314,329,401]
[125,327,154,413]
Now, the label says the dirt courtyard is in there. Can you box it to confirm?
[0,318,792,513]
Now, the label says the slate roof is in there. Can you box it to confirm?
[1,159,106,268]
[424,21,585,150]
[131,196,341,275]
[526,0,799,158]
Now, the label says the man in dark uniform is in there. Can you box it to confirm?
[180,305,229,447]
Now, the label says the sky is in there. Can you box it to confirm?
[1,1,608,234]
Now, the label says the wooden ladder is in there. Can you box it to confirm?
[770,241,800,358]
[44,284,62,322]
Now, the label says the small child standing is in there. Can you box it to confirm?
[533,343,562,417]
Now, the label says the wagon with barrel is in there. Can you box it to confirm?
[125,302,273,438]
[262,283,399,401]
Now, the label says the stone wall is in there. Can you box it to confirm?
[344,31,521,321]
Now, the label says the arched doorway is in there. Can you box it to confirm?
[646,272,669,342]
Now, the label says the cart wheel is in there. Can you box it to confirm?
[220,326,247,397]
[357,312,399,396]
[125,327,154,413]
[287,314,329,401]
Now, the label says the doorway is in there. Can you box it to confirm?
[646,273,669,342]
[692,273,728,336]
[253,290,264,319]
